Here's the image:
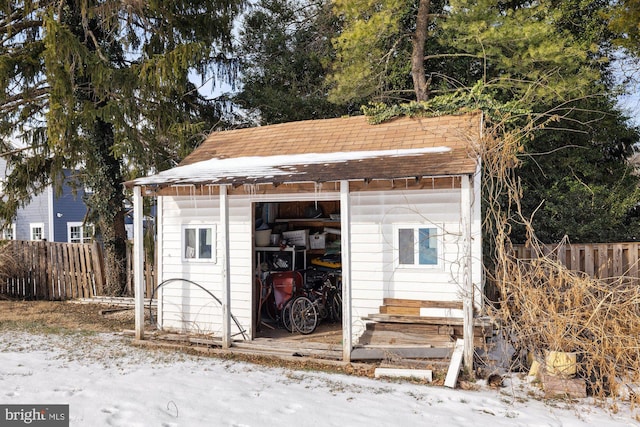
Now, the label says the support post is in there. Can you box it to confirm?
[340,180,352,362]
[461,174,474,370]
[220,185,231,348]
[133,186,145,340]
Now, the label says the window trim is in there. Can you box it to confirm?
[181,223,216,263]
[67,222,93,244]
[1,223,15,240]
[30,222,45,241]
[394,224,443,269]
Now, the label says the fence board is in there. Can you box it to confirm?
[0,240,154,300]
[513,242,640,282]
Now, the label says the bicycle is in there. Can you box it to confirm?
[289,269,342,334]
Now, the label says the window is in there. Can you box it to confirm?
[183,224,216,262]
[397,226,440,267]
[68,222,94,243]
[1,223,15,240]
[30,223,44,241]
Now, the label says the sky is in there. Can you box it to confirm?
[0,330,638,427]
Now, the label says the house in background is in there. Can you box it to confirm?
[0,157,91,243]
[127,113,484,365]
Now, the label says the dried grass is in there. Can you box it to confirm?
[0,240,19,282]
[480,112,640,401]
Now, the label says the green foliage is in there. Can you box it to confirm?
[0,0,245,293]
[234,0,350,124]
[607,0,640,55]
[361,81,530,125]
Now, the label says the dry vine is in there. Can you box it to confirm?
[481,111,640,401]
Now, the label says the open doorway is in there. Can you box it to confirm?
[252,200,342,343]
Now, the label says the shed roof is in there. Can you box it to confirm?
[127,113,481,188]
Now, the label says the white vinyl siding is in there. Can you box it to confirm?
[348,188,475,339]
[156,185,482,346]
[158,195,253,338]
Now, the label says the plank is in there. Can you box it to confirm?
[444,338,465,388]
[374,368,433,381]
[383,298,464,310]
[542,374,587,399]
[379,305,420,316]
[350,346,452,360]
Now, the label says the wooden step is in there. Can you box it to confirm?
[383,298,464,310]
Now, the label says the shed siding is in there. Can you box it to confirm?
[157,185,481,345]
[349,188,471,338]
[158,195,253,338]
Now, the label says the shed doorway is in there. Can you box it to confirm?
[252,200,343,343]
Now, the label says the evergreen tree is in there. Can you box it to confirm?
[0,0,244,294]
[234,0,350,124]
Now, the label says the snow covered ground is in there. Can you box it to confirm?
[0,331,637,426]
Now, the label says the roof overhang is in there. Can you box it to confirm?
[125,146,477,189]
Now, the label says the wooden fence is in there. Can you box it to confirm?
[512,242,640,281]
[0,240,155,300]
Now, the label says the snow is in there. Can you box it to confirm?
[0,331,637,426]
[130,146,451,186]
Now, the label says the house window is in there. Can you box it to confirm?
[1,223,15,240]
[30,223,45,241]
[183,224,216,262]
[397,226,440,267]
[68,222,94,243]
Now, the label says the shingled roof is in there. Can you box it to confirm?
[128,113,482,188]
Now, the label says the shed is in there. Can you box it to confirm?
[126,113,484,366]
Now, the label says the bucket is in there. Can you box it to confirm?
[255,229,272,247]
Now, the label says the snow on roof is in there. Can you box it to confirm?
[128,146,452,187]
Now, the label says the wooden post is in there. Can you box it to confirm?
[220,184,232,349]
[340,180,352,362]
[461,174,474,371]
[133,186,145,340]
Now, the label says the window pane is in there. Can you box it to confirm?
[398,229,414,264]
[70,226,81,243]
[418,228,437,265]
[198,228,212,259]
[184,228,196,258]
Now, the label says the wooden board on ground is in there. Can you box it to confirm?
[444,339,465,388]
[374,368,433,381]
[542,374,587,399]
[350,346,452,361]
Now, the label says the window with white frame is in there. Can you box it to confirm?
[182,224,216,262]
[30,223,44,241]
[68,222,94,243]
[396,226,441,267]
[1,223,15,240]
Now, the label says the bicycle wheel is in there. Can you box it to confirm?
[290,296,318,334]
[281,299,294,332]
[330,291,342,323]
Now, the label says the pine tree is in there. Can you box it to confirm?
[0,0,245,294]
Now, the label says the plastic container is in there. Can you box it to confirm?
[255,229,272,247]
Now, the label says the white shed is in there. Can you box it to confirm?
[126,113,484,366]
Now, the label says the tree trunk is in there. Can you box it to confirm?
[411,0,431,102]
[88,119,127,296]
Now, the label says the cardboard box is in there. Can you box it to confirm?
[282,229,309,247]
[309,232,326,249]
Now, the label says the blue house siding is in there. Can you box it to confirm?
[51,172,88,242]
[14,189,50,240]
[0,159,88,242]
